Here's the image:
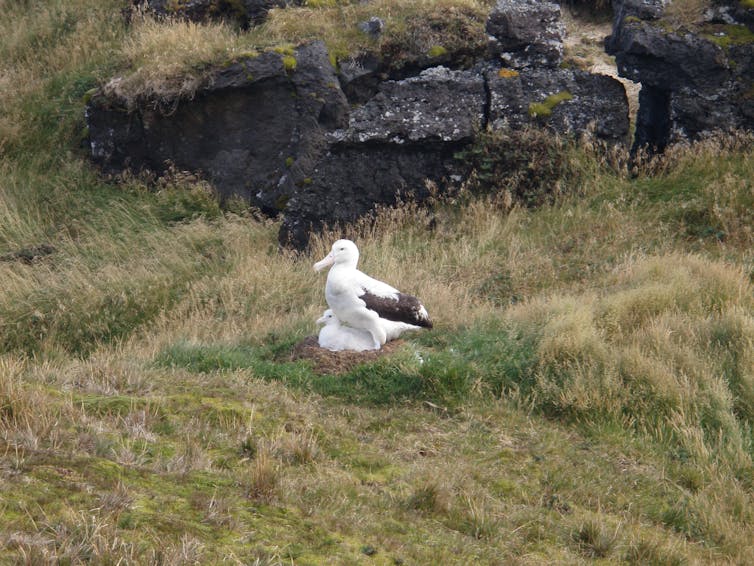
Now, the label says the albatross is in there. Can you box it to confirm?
[316,309,377,352]
[313,239,432,349]
[316,308,424,352]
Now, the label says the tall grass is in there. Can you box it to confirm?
[95,0,494,105]
[1,0,754,563]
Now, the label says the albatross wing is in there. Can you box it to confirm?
[359,290,433,328]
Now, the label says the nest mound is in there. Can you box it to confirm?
[291,336,404,375]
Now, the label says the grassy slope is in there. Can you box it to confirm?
[1,1,753,564]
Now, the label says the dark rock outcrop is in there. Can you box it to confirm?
[486,0,565,68]
[279,63,629,248]
[279,67,486,248]
[611,0,668,21]
[280,145,462,249]
[488,67,629,143]
[88,1,630,249]
[87,42,348,215]
[607,0,754,151]
[332,67,486,145]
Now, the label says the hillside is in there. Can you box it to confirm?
[1,1,754,564]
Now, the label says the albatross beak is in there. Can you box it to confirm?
[313,252,334,272]
[316,315,327,325]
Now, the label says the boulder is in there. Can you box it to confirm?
[606,1,754,151]
[488,67,629,143]
[279,144,462,249]
[279,67,486,248]
[331,67,486,145]
[86,41,348,215]
[486,0,565,68]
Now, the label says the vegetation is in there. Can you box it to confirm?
[528,91,574,118]
[1,0,753,563]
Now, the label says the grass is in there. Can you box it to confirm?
[1,0,754,563]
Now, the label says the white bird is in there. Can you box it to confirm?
[381,317,423,341]
[313,239,432,349]
[316,308,423,352]
[316,309,377,352]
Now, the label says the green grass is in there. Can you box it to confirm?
[1,0,753,563]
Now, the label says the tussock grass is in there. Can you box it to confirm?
[665,0,712,27]
[2,0,754,563]
[107,13,248,106]
[97,0,493,105]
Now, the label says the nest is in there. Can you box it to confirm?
[290,335,403,375]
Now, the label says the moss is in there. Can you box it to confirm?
[427,45,447,58]
[702,24,754,50]
[81,87,98,105]
[305,0,338,7]
[273,45,296,57]
[528,91,574,118]
[275,194,290,210]
[742,0,754,7]
[285,156,294,168]
[282,55,298,72]
[497,68,519,79]
[623,15,642,25]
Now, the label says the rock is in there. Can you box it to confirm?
[86,41,348,215]
[486,0,565,69]
[606,3,754,151]
[610,0,669,21]
[488,67,629,143]
[279,144,462,250]
[278,66,486,249]
[88,1,633,250]
[606,19,729,91]
[131,0,299,27]
[331,67,486,145]
[337,53,386,104]
[358,17,384,39]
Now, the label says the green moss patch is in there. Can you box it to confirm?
[702,24,754,49]
[528,91,574,118]
[427,45,447,58]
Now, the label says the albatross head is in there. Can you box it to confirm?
[316,309,338,326]
[313,239,360,272]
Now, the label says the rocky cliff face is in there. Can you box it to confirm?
[607,0,754,152]
[87,42,348,216]
[89,0,632,249]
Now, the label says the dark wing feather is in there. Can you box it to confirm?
[360,291,433,328]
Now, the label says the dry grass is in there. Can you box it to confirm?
[106,13,249,106]
[2,0,754,563]
[100,0,493,104]
[665,0,712,27]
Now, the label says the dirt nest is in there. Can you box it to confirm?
[291,336,404,375]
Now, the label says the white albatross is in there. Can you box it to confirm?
[313,239,432,349]
[316,309,377,352]
[316,308,424,352]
